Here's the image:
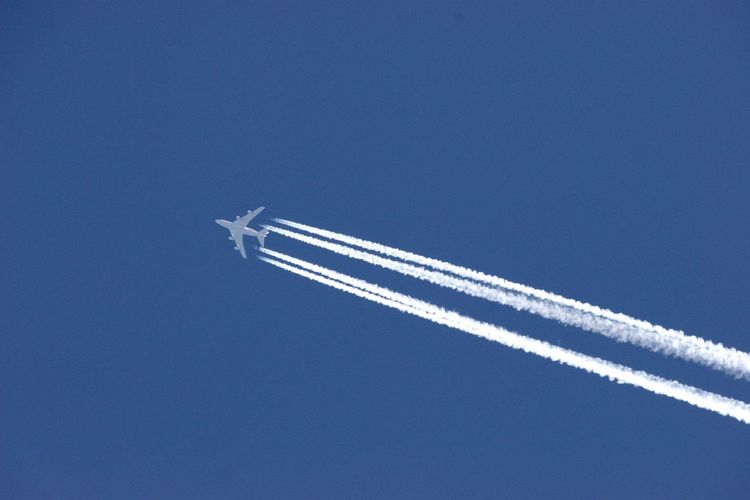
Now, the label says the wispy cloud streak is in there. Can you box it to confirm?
[257,248,750,424]
[269,219,750,380]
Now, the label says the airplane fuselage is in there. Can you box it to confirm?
[214,219,259,237]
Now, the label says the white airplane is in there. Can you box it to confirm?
[215,206,269,258]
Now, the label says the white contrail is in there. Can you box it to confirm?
[257,248,750,424]
[263,224,750,380]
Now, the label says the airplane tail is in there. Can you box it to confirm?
[256,228,270,247]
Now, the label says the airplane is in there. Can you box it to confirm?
[215,206,269,258]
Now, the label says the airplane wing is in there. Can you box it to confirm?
[234,206,265,228]
[232,232,247,258]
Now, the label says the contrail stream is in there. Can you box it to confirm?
[257,248,750,424]
[268,219,750,380]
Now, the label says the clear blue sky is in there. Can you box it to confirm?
[2,2,749,498]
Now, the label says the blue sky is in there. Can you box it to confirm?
[2,2,750,498]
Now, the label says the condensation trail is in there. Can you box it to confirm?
[256,248,750,424]
[264,224,750,379]
[269,219,750,381]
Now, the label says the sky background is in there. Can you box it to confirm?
[2,2,750,498]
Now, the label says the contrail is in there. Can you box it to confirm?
[257,248,750,424]
[264,223,750,380]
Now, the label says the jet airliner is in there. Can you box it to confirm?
[215,206,269,258]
